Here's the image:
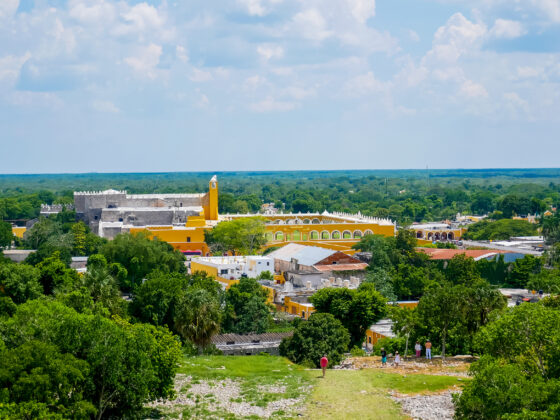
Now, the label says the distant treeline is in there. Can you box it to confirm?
[2,169,560,223]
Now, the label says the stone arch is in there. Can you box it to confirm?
[265,232,273,241]
[417,231,423,239]
[274,219,282,225]
[303,219,311,224]
[321,231,330,240]
[441,232,448,240]
[428,232,433,240]
[310,231,319,240]
[292,230,301,241]
[364,230,373,236]
[311,218,320,224]
[342,230,352,239]
[275,232,284,241]
[448,232,454,240]
[332,231,341,239]
[353,230,362,239]
[434,232,441,241]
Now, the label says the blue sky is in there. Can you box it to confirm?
[0,0,559,173]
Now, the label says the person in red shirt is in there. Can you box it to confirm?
[320,354,328,378]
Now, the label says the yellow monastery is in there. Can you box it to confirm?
[129,176,396,255]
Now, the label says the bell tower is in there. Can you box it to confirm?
[206,175,218,220]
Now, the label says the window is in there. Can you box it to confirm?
[187,237,191,243]
[267,262,270,266]
[368,336,372,344]
[118,218,123,222]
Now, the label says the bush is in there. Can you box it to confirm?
[279,313,350,368]
[372,337,406,356]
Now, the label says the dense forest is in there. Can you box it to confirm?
[2,169,560,224]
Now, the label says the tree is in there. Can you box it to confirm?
[223,277,271,334]
[542,212,560,245]
[0,340,95,418]
[310,284,386,349]
[205,217,267,255]
[99,232,186,291]
[464,219,537,241]
[0,300,182,419]
[36,252,79,295]
[456,302,560,419]
[474,303,560,378]
[280,313,350,367]
[389,306,418,357]
[416,284,464,359]
[71,222,87,256]
[455,357,560,419]
[0,220,13,248]
[0,263,43,304]
[445,254,483,286]
[507,254,542,288]
[131,271,189,327]
[174,287,221,351]
[362,268,396,301]
[527,269,560,294]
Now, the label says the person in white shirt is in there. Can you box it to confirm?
[415,341,422,358]
[394,351,401,367]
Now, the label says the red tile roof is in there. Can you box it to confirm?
[417,247,511,260]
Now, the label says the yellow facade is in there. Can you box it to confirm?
[129,176,396,256]
[279,297,315,319]
[11,226,26,239]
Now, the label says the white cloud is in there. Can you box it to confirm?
[0,0,18,20]
[291,9,331,41]
[189,68,213,82]
[257,44,284,61]
[68,0,116,25]
[517,66,542,78]
[283,86,315,100]
[92,100,120,113]
[345,71,388,95]
[346,0,376,24]
[460,80,489,98]
[408,30,420,42]
[490,19,526,39]
[250,96,297,112]
[237,0,283,16]
[0,53,31,85]
[504,91,530,114]
[124,43,162,79]
[428,13,486,64]
[176,45,188,63]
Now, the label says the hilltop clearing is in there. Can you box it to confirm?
[146,355,468,419]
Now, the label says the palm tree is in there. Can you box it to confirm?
[174,288,221,351]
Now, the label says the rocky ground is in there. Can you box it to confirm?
[148,373,311,419]
[391,391,460,420]
[335,355,472,377]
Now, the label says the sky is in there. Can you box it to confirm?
[0,0,559,174]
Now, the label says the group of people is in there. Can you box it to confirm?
[379,340,433,367]
[414,340,432,359]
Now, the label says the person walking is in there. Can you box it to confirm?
[425,340,432,360]
[320,354,329,378]
[415,341,422,358]
[394,351,401,367]
[380,348,387,366]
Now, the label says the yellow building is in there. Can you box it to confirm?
[224,212,395,255]
[131,176,396,256]
[279,297,315,319]
[11,226,26,239]
[410,223,465,242]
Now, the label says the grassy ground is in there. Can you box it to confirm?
[148,355,466,419]
[305,370,463,420]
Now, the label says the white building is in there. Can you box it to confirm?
[191,255,273,281]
